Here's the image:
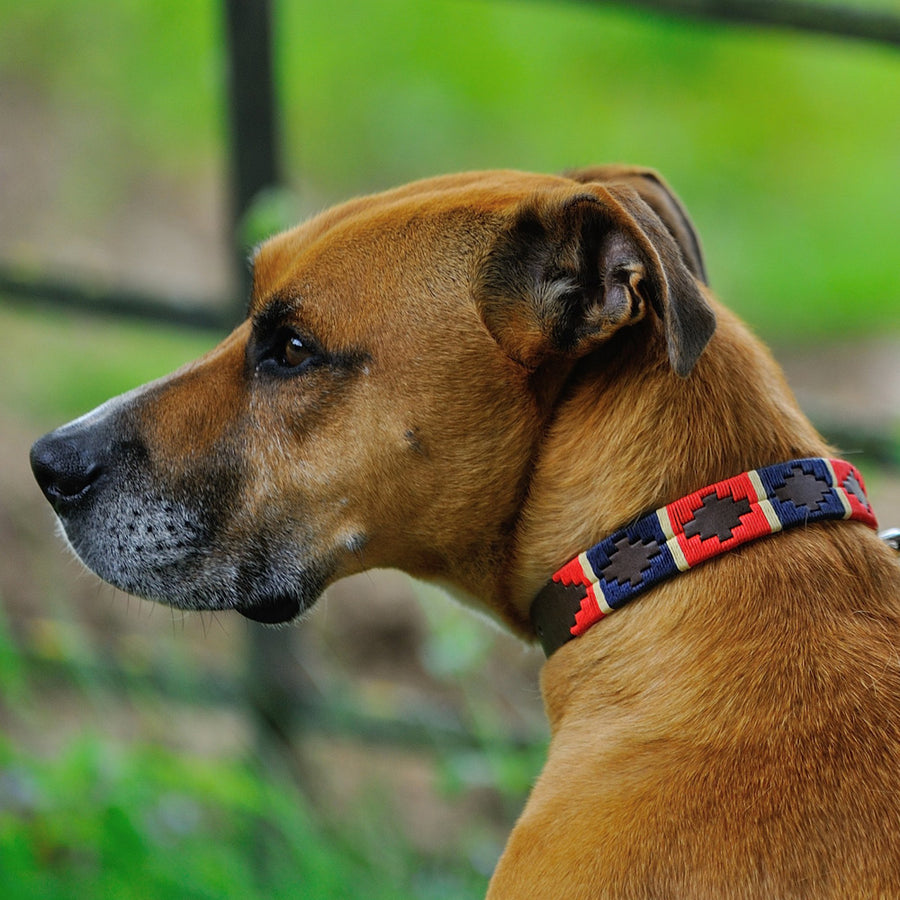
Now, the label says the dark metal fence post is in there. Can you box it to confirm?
[224,0,281,292]
[222,0,309,762]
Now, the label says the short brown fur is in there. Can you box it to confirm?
[30,168,900,897]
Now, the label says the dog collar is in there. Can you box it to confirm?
[530,458,879,657]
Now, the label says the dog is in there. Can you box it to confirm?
[30,166,900,897]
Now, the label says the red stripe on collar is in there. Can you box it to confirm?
[530,458,878,657]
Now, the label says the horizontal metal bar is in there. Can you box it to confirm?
[0,268,234,332]
[582,0,900,47]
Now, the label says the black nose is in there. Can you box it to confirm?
[30,432,105,512]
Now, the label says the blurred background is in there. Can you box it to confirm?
[1,0,898,896]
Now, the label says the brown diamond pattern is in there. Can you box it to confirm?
[774,466,830,511]
[683,492,752,543]
[601,536,661,588]
[843,471,870,509]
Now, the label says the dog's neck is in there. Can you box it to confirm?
[507,299,829,624]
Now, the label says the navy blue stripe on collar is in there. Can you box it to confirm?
[530,458,878,658]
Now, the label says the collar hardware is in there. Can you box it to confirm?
[882,528,900,553]
[530,458,878,657]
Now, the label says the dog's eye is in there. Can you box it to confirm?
[281,335,313,369]
[255,328,319,375]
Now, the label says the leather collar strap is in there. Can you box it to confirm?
[530,458,879,657]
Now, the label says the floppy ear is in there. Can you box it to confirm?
[566,165,708,285]
[474,184,716,376]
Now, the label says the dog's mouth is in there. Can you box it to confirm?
[236,594,304,624]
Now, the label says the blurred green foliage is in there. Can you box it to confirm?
[0,0,223,173]
[0,0,897,339]
[0,581,500,899]
[0,733,488,899]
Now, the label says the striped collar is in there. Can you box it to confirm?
[530,458,879,657]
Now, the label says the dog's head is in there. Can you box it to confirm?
[30,168,715,632]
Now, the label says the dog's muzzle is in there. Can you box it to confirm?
[28,409,205,601]
[29,406,320,625]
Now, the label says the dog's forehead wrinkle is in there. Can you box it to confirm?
[249,293,303,330]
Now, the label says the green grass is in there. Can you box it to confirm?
[0,597,496,900]
[0,733,487,900]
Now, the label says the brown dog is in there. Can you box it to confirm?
[30,167,900,897]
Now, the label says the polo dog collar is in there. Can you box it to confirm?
[530,458,879,657]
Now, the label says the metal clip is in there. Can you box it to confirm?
[880,528,900,553]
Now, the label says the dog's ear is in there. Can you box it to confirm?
[475,184,716,376]
[565,165,708,285]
